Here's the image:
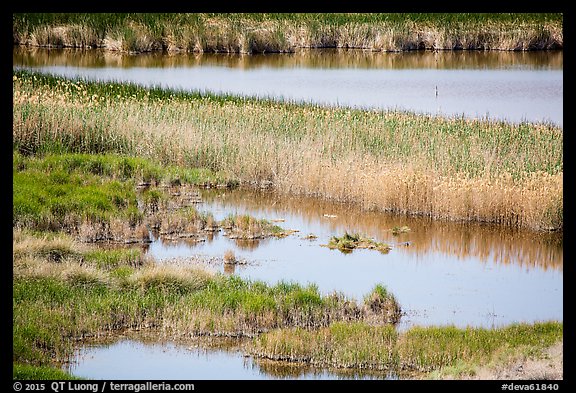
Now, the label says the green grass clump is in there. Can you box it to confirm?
[152,206,216,236]
[328,232,360,251]
[12,271,352,368]
[13,229,146,275]
[13,363,80,380]
[140,188,166,214]
[13,271,202,368]
[363,284,401,324]
[397,321,563,371]
[185,277,345,330]
[13,152,141,231]
[84,248,144,269]
[14,150,234,188]
[129,266,211,296]
[327,232,392,253]
[13,231,80,263]
[391,226,411,235]
[13,151,237,239]
[253,321,399,369]
[13,167,140,229]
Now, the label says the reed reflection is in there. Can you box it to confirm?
[13,46,563,70]
[200,188,562,271]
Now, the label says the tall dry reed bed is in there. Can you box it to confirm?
[13,71,563,231]
[13,13,562,53]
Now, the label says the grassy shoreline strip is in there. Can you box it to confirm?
[13,71,562,231]
[326,232,392,253]
[251,321,563,373]
[13,364,81,380]
[13,13,563,53]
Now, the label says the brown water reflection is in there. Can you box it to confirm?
[253,358,397,380]
[200,188,562,271]
[13,46,563,70]
[233,239,264,251]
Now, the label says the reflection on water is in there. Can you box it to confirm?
[67,335,396,380]
[223,263,236,275]
[141,187,562,330]
[234,238,264,251]
[249,358,396,380]
[14,46,563,70]
[199,188,563,270]
[13,46,563,126]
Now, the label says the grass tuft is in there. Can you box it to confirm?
[391,226,411,235]
[363,284,402,324]
[221,214,290,239]
[252,321,562,372]
[223,249,236,264]
[327,232,392,253]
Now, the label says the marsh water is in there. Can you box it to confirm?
[70,187,563,380]
[12,46,563,379]
[149,188,563,330]
[13,47,563,127]
[67,334,397,380]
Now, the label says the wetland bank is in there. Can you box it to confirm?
[12,13,563,381]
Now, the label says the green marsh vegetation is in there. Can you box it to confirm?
[12,153,405,376]
[391,225,411,235]
[252,321,562,373]
[13,13,562,53]
[397,322,563,372]
[13,364,82,380]
[326,232,392,253]
[13,151,235,242]
[13,71,563,231]
[14,229,561,379]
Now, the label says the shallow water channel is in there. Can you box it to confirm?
[68,187,562,380]
[13,47,563,126]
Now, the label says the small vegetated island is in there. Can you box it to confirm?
[13,13,563,380]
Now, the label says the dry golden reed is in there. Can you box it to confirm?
[13,14,563,53]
